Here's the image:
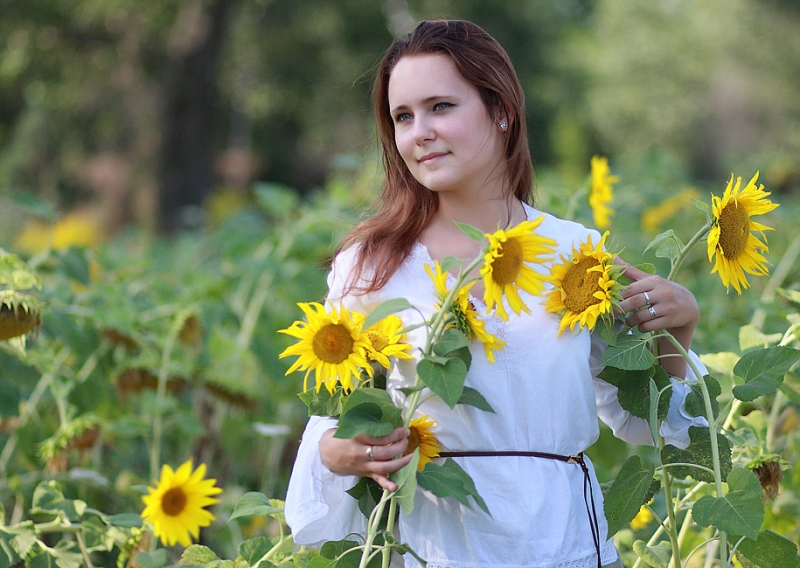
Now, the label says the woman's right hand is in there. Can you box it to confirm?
[319,427,413,492]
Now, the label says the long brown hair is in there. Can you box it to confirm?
[339,19,534,293]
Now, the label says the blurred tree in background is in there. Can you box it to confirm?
[2,0,797,239]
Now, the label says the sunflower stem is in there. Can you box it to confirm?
[656,331,727,566]
[661,464,683,568]
[667,221,711,281]
[359,488,392,568]
[150,314,182,482]
[382,497,399,568]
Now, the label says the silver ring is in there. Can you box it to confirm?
[367,446,375,461]
[648,306,657,320]
[643,291,651,308]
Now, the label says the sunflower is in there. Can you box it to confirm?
[707,172,779,294]
[278,302,373,393]
[640,187,700,233]
[403,415,441,470]
[589,156,618,230]
[544,231,622,336]
[364,314,413,369]
[481,216,556,320]
[425,261,505,363]
[141,461,222,547]
[630,506,656,531]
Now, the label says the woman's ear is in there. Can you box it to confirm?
[496,108,512,132]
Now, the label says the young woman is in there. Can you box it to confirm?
[285,19,705,568]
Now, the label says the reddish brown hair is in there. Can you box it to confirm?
[339,19,534,293]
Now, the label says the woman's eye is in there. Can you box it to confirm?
[395,112,412,123]
[433,102,452,111]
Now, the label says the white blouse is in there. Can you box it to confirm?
[285,205,707,568]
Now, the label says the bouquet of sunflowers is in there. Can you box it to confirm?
[278,164,799,568]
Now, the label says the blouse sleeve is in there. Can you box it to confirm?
[284,247,369,547]
[284,415,366,547]
[590,333,709,449]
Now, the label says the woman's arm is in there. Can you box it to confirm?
[615,261,700,378]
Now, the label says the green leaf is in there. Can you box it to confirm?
[597,365,670,421]
[432,327,470,357]
[320,538,382,568]
[239,536,287,566]
[31,481,86,521]
[345,477,386,523]
[732,346,800,402]
[439,255,465,273]
[603,456,656,536]
[298,386,345,418]
[27,542,83,568]
[693,468,765,540]
[135,549,168,568]
[0,526,26,566]
[417,355,468,408]
[457,386,495,413]
[417,458,489,515]
[107,513,143,528]
[305,556,337,568]
[56,247,91,285]
[733,530,800,568]
[738,324,782,351]
[229,492,283,521]
[362,298,413,330]
[454,221,486,242]
[335,388,402,439]
[595,316,618,347]
[684,374,722,419]
[691,198,712,222]
[179,544,220,565]
[601,334,655,371]
[392,449,420,515]
[661,427,732,483]
[632,540,672,568]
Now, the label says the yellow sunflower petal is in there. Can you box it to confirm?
[481,216,556,320]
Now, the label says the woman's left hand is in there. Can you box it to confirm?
[615,260,699,336]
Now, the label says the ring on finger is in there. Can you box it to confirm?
[367,446,375,461]
[648,306,657,320]
[643,290,651,308]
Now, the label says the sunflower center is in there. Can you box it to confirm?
[366,330,389,353]
[562,258,603,313]
[403,426,421,457]
[312,323,355,364]
[491,237,523,286]
[161,487,188,516]
[718,202,750,258]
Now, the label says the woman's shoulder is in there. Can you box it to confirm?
[523,203,601,246]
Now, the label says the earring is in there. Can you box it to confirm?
[499,122,507,131]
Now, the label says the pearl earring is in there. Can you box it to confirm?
[499,122,507,131]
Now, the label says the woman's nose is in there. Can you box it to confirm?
[412,115,435,143]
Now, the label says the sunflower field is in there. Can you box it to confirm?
[1,153,800,568]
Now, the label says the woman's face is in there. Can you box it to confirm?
[387,53,507,198]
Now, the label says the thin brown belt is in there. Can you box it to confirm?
[437,450,601,568]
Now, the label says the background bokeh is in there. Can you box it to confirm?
[1,1,799,565]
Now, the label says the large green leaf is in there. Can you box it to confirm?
[346,477,388,524]
[661,426,732,483]
[417,355,468,408]
[31,481,86,521]
[335,388,402,439]
[601,334,655,371]
[298,386,345,418]
[417,458,489,515]
[632,540,671,568]
[457,386,495,413]
[684,374,721,419]
[0,525,27,566]
[432,327,470,357]
[392,450,420,515]
[693,468,764,540]
[598,365,670,421]
[732,346,800,402]
[733,530,800,568]
[320,538,382,568]
[229,492,283,521]
[603,456,655,536]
